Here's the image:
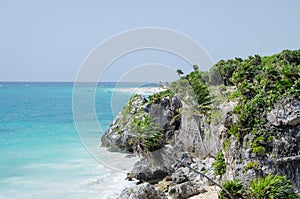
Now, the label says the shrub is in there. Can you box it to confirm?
[244,161,259,171]
[220,179,247,199]
[129,115,163,154]
[250,174,299,199]
[212,150,226,175]
[149,89,174,105]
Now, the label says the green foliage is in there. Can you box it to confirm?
[193,64,199,71]
[220,175,299,199]
[209,57,242,86]
[122,94,146,114]
[244,161,259,170]
[251,143,266,155]
[250,174,299,199]
[214,49,300,155]
[176,69,184,77]
[149,89,174,105]
[220,179,247,199]
[129,115,163,154]
[229,124,240,138]
[212,150,226,176]
[227,90,242,100]
[223,138,231,152]
[185,70,213,114]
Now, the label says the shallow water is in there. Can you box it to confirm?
[0,82,139,199]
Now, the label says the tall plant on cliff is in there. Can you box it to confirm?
[170,69,215,157]
[250,174,298,199]
[129,115,163,155]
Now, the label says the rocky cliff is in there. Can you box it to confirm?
[101,49,300,198]
[101,87,239,198]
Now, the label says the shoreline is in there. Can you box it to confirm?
[114,87,167,95]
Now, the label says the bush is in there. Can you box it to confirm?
[129,115,163,154]
[250,174,299,199]
[220,179,247,199]
[219,175,299,199]
[212,150,226,175]
[149,89,174,105]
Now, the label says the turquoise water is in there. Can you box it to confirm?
[0,82,142,199]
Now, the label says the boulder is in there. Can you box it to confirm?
[128,155,173,184]
[168,181,203,199]
[117,182,167,199]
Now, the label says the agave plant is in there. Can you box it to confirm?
[129,115,163,155]
[250,174,298,199]
[220,179,248,199]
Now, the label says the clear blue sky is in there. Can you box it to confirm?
[0,0,299,82]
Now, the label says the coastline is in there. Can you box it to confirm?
[114,87,167,95]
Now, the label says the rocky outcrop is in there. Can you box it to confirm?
[168,181,204,199]
[128,154,173,184]
[221,99,300,191]
[101,94,181,152]
[267,99,300,127]
[117,182,167,199]
[103,91,300,198]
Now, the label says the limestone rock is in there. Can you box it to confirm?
[267,100,300,127]
[168,181,203,199]
[117,182,167,199]
[128,155,173,184]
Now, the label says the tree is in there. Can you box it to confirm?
[193,64,199,71]
[176,69,184,78]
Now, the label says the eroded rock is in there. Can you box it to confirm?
[117,182,167,199]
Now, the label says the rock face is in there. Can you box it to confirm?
[117,182,167,199]
[128,155,173,184]
[101,95,149,151]
[101,94,181,152]
[168,181,204,199]
[221,99,300,191]
[150,96,182,143]
[103,92,300,198]
[267,99,300,127]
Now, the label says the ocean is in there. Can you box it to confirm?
[0,82,149,199]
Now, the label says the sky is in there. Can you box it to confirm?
[0,0,300,82]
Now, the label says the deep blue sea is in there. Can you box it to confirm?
[0,82,153,199]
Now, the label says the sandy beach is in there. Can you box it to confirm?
[114,87,167,95]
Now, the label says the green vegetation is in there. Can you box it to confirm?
[220,179,247,199]
[220,174,299,199]
[209,50,300,156]
[250,174,299,199]
[210,57,242,86]
[223,138,231,152]
[129,115,163,154]
[250,143,266,155]
[185,70,213,114]
[244,161,259,171]
[149,89,174,105]
[212,150,226,176]
[176,69,184,77]
[121,94,147,115]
